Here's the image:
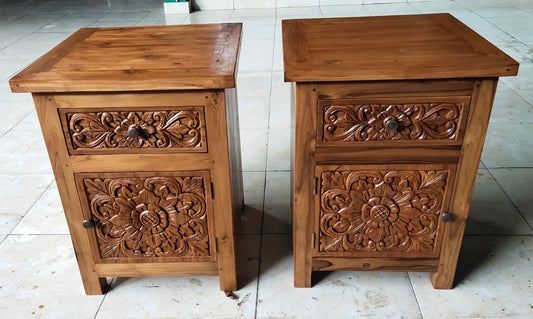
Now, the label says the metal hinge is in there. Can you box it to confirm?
[313,177,319,195]
[311,233,316,249]
[210,182,214,199]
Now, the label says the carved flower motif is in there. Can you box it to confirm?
[320,170,447,255]
[67,109,203,151]
[114,112,159,147]
[322,102,461,142]
[84,176,209,259]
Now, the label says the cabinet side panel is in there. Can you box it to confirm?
[205,90,238,291]
[293,83,318,287]
[32,94,107,295]
[431,78,499,289]
[224,88,243,235]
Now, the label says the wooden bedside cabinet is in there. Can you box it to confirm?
[282,14,519,289]
[9,24,243,295]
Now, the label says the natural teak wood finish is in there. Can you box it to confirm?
[283,14,518,289]
[9,24,243,295]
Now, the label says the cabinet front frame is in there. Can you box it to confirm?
[34,89,240,294]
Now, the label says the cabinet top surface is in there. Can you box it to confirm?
[282,14,518,82]
[10,23,242,93]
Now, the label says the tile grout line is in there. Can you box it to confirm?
[4,179,55,237]
[93,278,115,319]
[407,272,425,319]
[253,17,277,315]
[469,4,532,50]
[483,168,533,231]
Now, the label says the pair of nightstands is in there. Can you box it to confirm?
[10,14,518,295]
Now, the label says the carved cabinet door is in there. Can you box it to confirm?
[75,171,215,263]
[315,164,456,259]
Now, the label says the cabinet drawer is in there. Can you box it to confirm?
[75,171,215,263]
[314,164,455,258]
[317,97,470,146]
[60,106,207,154]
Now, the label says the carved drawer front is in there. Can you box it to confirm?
[317,97,470,146]
[60,106,207,154]
[75,171,214,263]
[315,164,455,258]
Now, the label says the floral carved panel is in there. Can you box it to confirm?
[318,168,450,257]
[319,100,467,144]
[60,107,206,153]
[78,173,211,260]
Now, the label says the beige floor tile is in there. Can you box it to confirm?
[11,185,69,235]
[490,168,533,226]
[12,110,40,131]
[182,10,232,24]
[266,128,290,171]
[237,39,275,73]
[269,72,291,128]
[410,236,533,319]
[238,95,270,129]
[410,0,467,13]
[256,234,423,319]
[0,130,53,173]
[365,3,421,15]
[263,171,291,233]
[481,123,533,168]
[515,88,533,105]
[467,169,532,235]
[0,213,21,234]
[0,99,33,130]
[241,171,266,234]
[320,4,371,18]
[0,235,104,318]
[490,85,533,123]
[237,72,272,97]
[0,173,53,215]
[240,128,268,171]
[96,234,260,319]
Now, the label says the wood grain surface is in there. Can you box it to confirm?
[282,14,518,82]
[10,23,242,92]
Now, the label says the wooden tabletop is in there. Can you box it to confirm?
[10,23,242,93]
[282,14,518,82]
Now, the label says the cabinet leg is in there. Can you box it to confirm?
[81,276,108,295]
[219,267,238,292]
[430,270,454,289]
[294,256,312,287]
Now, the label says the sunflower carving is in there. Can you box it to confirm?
[82,175,210,260]
[319,169,449,256]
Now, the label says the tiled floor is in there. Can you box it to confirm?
[0,0,532,318]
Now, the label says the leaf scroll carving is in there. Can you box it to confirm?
[321,102,463,142]
[81,175,210,259]
[319,169,449,256]
[64,108,205,152]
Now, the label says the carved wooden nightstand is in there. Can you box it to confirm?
[10,24,243,295]
[282,14,518,289]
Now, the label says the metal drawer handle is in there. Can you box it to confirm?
[82,219,95,229]
[441,212,453,222]
[384,117,399,131]
[127,125,144,139]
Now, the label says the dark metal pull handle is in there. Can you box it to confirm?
[384,117,399,131]
[82,219,95,229]
[441,212,453,222]
[127,125,143,139]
